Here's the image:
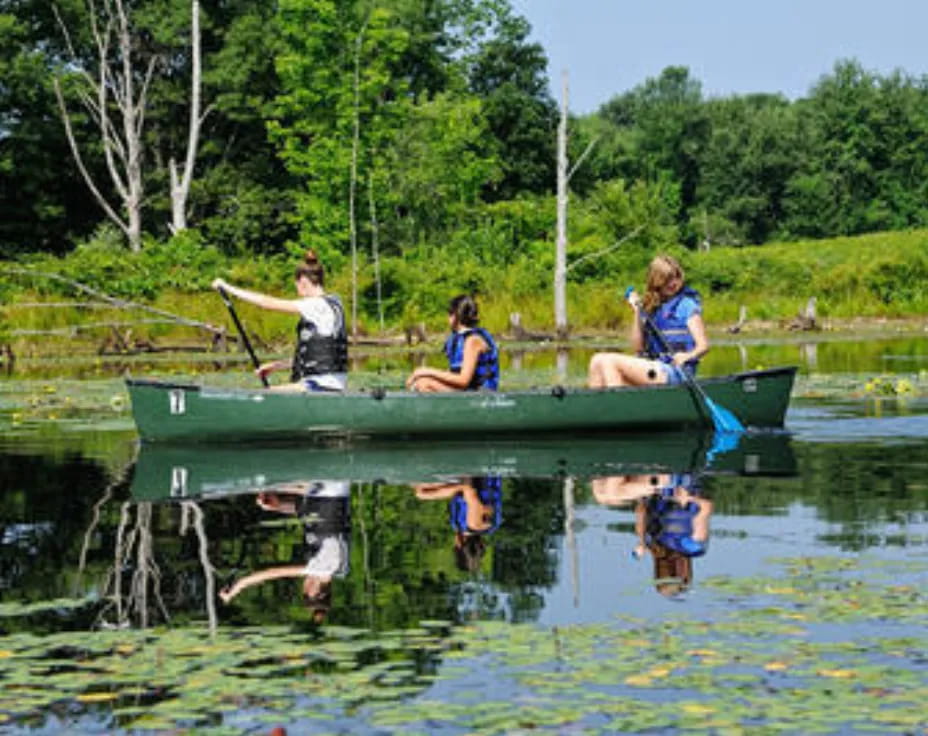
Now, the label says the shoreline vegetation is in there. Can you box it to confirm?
[2,228,927,362]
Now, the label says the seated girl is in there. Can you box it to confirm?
[406,294,499,392]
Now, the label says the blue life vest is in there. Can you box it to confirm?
[443,327,500,390]
[643,287,701,375]
[449,477,503,534]
[644,478,707,558]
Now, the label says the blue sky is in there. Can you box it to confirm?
[511,0,928,113]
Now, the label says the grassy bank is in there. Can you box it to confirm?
[2,228,927,356]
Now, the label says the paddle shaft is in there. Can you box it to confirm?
[218,287,269,388]
[636,305,714,426]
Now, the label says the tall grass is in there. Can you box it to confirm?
[3,228,927,353]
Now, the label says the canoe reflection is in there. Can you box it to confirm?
[131,431,796,500]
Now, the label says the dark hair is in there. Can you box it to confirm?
[295,249,325,286]
[454,534,487,572]
[448,294,479,327]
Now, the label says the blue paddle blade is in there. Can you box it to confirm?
[704,396,746,433]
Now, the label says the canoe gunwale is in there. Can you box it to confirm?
[125,365,797,400]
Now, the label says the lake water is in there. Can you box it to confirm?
[1,335,927,734]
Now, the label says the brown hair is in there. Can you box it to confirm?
[454,534,487,572]
[448,294,479,327]
[295,249,325,286]
[651,545,692,597]
[642,254,684,312]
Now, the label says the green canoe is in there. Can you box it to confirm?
[126,366,796,443]
[130,431,796,502]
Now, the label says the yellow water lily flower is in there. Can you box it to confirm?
[817,668,856,679]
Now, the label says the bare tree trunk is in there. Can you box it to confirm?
[563,477,579,607]
[53,0,156,252]
[349,23,367,340]
[369,173,384,332]
[554,71,569,339]
[169,0,204,235]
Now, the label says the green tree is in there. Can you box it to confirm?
[784,59,928,238]
[693,94,802,245]
[0,4,106,254]
[467,10,556,200]
[600,66,709,239]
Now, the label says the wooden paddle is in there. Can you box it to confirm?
[627,287,744,433]
[216,286,270,388]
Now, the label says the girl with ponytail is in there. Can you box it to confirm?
[212,250,349,392]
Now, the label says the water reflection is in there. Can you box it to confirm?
[115,432,796,627]
[414,477,503,573]
[594,470,712,598]
[219,481,351,624]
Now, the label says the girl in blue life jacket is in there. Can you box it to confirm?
[633,478,713,598]
[406,294,500,392]
[413,476,503,572]
[588,254,709,388]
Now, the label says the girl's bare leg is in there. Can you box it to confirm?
[409,376,455,393]
[588,353,667,388]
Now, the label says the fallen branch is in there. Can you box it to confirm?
[2,265,226,337]
[566,225,645,274]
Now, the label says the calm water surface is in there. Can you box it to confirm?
[1,336,927,734]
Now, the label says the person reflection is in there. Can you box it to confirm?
[413,476,502,572]
[593,472,712,597]
[218,480,350,622]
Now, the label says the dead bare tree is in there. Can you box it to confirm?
[348,19,369,339]
[168,0,207,235]
[97,501,169,629]
[554,70,569,339]
[180,501,218,635]
[53,0,156,252]
[553,69,598,340]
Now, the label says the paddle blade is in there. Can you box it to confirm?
[704,396,746,433]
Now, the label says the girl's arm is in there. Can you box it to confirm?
[627,291,645,353]
[406,334,487,389]
[212,278,301,314]
[689,497,713,542]
[674,313,709,367]
[414,481,471,499]
[633,500,648,557]
[218,565,305,602]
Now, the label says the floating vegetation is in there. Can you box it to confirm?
[0,556,925,734]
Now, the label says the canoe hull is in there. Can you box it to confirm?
[126,367,796,443]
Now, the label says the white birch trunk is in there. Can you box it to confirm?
[348,24,366,339]
[169,0,203,235]
[53,0,153,252]
[554,71,569,339]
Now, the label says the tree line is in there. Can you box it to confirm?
[3,1,928,292]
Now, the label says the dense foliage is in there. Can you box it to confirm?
[3,0,928,330]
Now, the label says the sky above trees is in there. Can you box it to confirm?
[512,0,928,113]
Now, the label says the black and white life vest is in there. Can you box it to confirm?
[290,296,349,381]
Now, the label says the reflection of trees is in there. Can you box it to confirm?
[88,497,218,631]
[0,450,113,607]
[488,478,565,623]
[704,442,927,551]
